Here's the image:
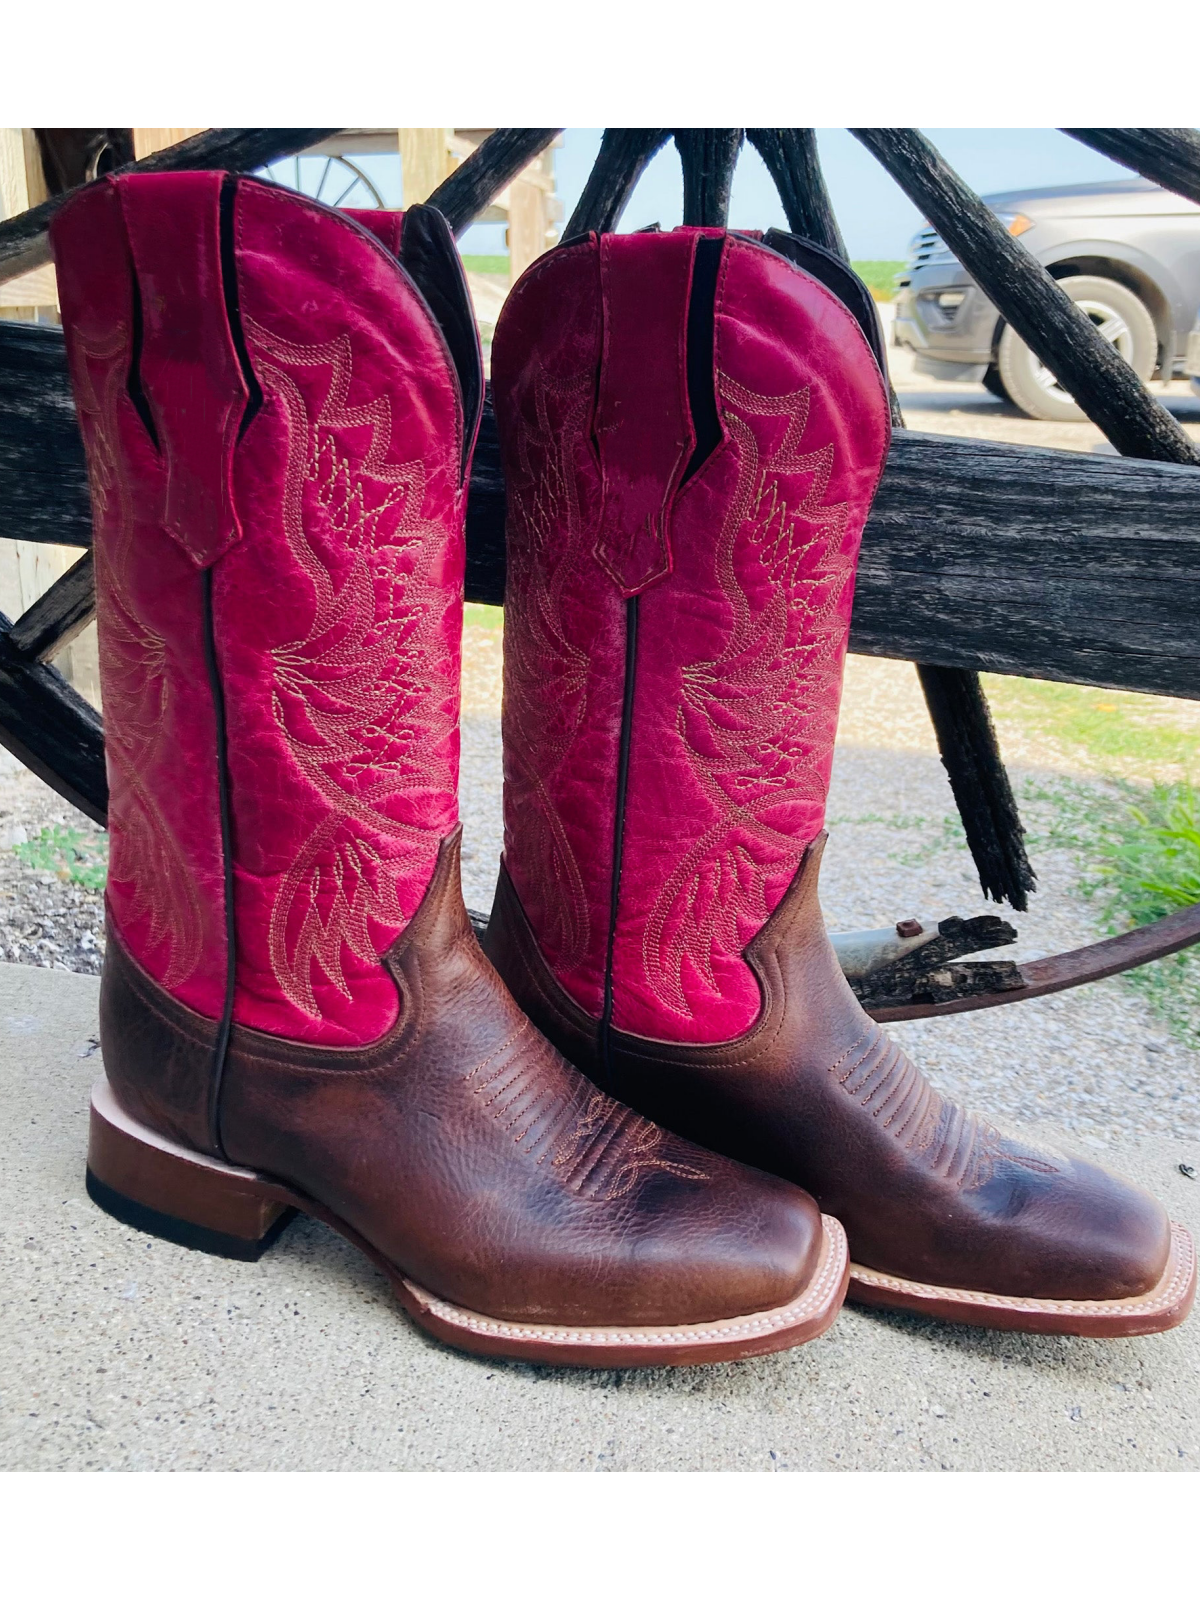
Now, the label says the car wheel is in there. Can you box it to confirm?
[981,364,1010,401]
[996,275,1157,422]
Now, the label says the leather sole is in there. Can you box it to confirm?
[86,1077,849,1368]
[847,1227,1197,1338]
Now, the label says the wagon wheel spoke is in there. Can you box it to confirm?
[0,128,1195,1013]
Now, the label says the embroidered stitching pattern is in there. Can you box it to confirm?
[462,1025,709,1201]
[74,328,203,987]
[642,378,859,1018]
[502,365,595,971]
[244,320,457,1018]
[829,1021,1061,1192]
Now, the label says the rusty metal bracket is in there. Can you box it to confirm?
[867,901,1200,1023]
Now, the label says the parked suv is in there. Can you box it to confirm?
[894,178,1200,420]
[1186,308,1200,398]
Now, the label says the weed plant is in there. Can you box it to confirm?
[1022,777,1200,1046]
[13,825,108,893]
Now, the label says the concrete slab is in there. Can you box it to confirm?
[2,961,1197,1472]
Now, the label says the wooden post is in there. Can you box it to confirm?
[506,173,545,282]
[0,130,98,704]
[400,129,454,207]
[0,129,54,318]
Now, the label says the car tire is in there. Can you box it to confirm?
[981,364,1010,401]
[997,275,1157,422]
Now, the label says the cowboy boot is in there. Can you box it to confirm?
[50,173,852,1367]
[483,225,1196,1337]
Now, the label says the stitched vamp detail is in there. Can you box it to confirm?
[830,1024,1061,1192]
[463,1024,710,1202]
[642,379,859,1021]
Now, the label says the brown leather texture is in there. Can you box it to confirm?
[101,828,826,1328]
[484,835,1175,1304]
[100,923,221,1156]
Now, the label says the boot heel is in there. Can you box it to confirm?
[86,1077,296,1261]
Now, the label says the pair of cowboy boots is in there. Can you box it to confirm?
[53,172,1194,1368]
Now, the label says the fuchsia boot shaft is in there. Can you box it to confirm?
[493,228,890,1043]
[55,173,469,1048]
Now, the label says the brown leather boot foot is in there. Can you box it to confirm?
[89,834,848,1370]
[486,843,1196,1340]
[483,224,1195,1340]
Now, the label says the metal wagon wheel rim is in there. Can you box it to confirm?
[0,124,1197,1022]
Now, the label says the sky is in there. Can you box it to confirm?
[274,129,1138,264]
[473,128,1136,262]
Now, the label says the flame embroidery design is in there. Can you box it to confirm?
[74,328,203,986]
[643,377,859,1018]
[247,322,457,1018]
[501,365,594,971]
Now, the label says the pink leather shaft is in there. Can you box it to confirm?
[344,210,404,254]
[118,175,249,568]
[53,176,231,1019]
[493,230,890,1043]
[593,231,695,595]
[53,179,468,1046]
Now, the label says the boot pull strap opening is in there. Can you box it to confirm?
[114,170,250,569]
[399,203,484,480]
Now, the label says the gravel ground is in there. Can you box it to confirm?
[0,751,106,976]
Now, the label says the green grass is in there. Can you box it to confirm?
[851,261,905,302]
[983,675,1198,775]
[1017,775,1200,1047]
[1085,783,1200,1047]
[986,673,1199,1042]
[460,254,509,276]
[464,602,503,631]
[13,824,108,892]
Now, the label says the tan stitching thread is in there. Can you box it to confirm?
[641,378,859,1018]
[825,1022,1061,1192]
[239,321,457,1019]
[75,327,205,988]
[849,1223,1194,1318]
[406,1215,847,1345]
[500,363,596,974]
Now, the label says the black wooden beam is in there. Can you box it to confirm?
[426,129,562,236]
[746,129,847,257]
[8,551,95,660]
[852,429,1200,696]
[0,616,106,823]
[3,419,1200,830]
[1062,128,1200,208]
[914,665,1035,908]
[6,326,1200,694]
[565,129,670,237]
[0,128,341,285]
[675,130,744,227]
[852,127,1200,468]
[0,321,92,548]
